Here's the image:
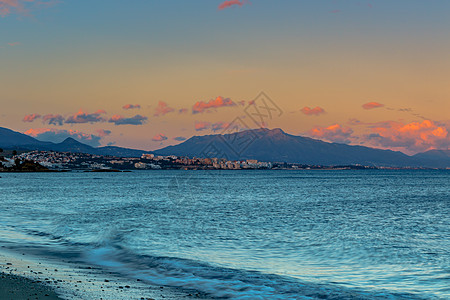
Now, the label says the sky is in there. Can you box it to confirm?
[1,0,449,155]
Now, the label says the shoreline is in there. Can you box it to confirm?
[0,247,210,300]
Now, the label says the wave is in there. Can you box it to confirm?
[1,227,434,299]
[83,244,426,300]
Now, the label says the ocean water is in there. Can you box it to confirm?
[0,170,449,299]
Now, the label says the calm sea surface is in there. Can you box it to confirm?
[0,170,449,299]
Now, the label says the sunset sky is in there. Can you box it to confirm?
[1,0,449,154]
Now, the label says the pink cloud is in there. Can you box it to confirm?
[362,102,384,110]
[0,0,57,17]
[123,104,141,110]
[365,120,449,154]
[42,114,64,126]
[212,122,230,132]
[7,42,20,46]
[309,124,354,144]
[23,113,41,122]
[192,96,236,114]
[154,101,175,117]
[300,106,326,116]
[194,121,211,131]
[108,114,148,126]
[66,110,106,124]
[24,128,103,147]
[218,0,244,10]
[152,133,168,142]
[96,129,111,137]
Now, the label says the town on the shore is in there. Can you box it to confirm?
[0,150,384,172]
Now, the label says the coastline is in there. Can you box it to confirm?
[0,247,210,300]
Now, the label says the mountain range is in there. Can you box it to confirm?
[0,127,152,157]
[1,126,449,168]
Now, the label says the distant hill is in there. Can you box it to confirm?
[155,128,450,168]
[0,127,151,157]
[1,126,449,167]
[0,127,50,148]
[412,150,450,167]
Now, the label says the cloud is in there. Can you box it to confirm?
[300,106,326,116]
[364,119,449,154]
[309,124,354,144]
[96,129,111,137]
[218,0,244,10]
[362,102,384,110]
[7,42,20,46]
[0,0,56,17]
[154,101,175,117]
[194,121,211,131]
[23,113,41,122]
[24,128,103,147]
[122,104,141,110]
[108,114,148,125]
[211,122,230,132]
[174,136,187,142]
[42,114,65,126]
[152,133,168,142]
[192,96,236,114]
[65,110,106,124]
[178,108,188,114]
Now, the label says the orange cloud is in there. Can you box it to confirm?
[362,102,384,110]
[152,133,168,142]
[66,110,106,124]
[122,104,141,110]
[309,124,354,144]
[154,101,175,117]
[300,106,325,116]
[194,121,211,131]
[192,96,236,114]
[23,113,41,122]
[365,120,449,154]
[218,0,244,10]
[42,114,64,126]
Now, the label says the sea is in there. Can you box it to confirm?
[0,170,449,299]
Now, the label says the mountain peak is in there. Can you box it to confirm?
[245,128,285,135]
[61,137,81,144]
[266,128,285,135]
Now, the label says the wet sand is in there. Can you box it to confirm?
[0,248,210,300]
[0,272,61,300]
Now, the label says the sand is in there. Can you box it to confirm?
[0,272,61,300]
[0,248,210,300]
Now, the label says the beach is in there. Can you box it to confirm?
[0,248,209,300]
[0,272,61,300]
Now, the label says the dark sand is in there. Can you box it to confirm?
[0,249,211,300]
[0,272,61,300]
